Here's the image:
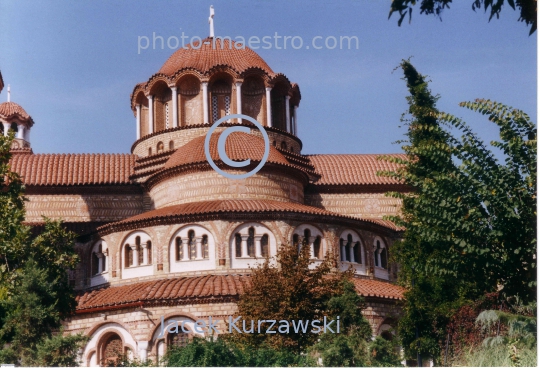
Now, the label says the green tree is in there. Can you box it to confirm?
[233,241,351,353]
[380,60,536,361]
[0,133,81,365]
[389,0,537,35]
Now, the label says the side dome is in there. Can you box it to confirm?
[163,131,289,170]
[158,37,274,76]
[0,102,33,122]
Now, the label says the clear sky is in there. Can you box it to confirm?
[0,0,536,155]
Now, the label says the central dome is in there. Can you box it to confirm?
[158,37,274,76]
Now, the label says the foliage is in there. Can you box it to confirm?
[389,0,536,34]
[367,335,402,367]
[0,133,81,365]
[35,332,88,367]
[379,60,536,362]
[163,337,315,367]
[476,308,537,348]
[453,344,537,367]
[233,241,351,352]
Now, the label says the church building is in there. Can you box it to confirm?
[0,25,407,366]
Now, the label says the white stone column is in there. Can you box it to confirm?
[141,243,148,265]
[182,238,189,261]
[138,341,149,363]
[136,104,141,140]
[254,235,262,258]
[103,250,108,271]
[241,235,249,258]
[131,245,139,267]
[265,87,272,127]
[195,237,203,260]
[171,87,179,128]
[2,122,9,137]
[293,106,298,135]
[285,95,291,133]
[25,128,30,143]
[308,236,315,259]
[148,95,154,134]
[202,82,209,124]
[235,82,242,123]
[17,125,25,140]
[97,253,104,274]
[340,242,346,262]
[349,245,355,263]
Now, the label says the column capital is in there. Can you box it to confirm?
[170,86,177,91]
[241,234,250,241]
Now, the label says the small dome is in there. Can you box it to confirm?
[0,101,32,121]
[164,131,289,170]
[159,37,274,76]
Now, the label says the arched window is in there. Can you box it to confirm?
[261,234,269,257]
[210,78,232,123]
[188,230,196,260]
[125,244,133,267]
[235,233,242,258]
[148,147,152,156]
[178,75,201,127]
[353,241,362,264]
[167,331,190,348]
[91,242,107,276]
[345,234,352,262]
[157,141,164,154]
[292,224,325,260]
[169,140,174,150]
[230,223,276,268]
[281,141,287,150]
[202,235,209,259]
[100,333,123,366]
[339,230,364,266]
[313,236,322,259]
[374,239,388,269]
[92,251,99,275]
[241,76,265,122]
[176,237,183,261]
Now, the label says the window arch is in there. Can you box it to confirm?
[292,224,325,260]
[157,141,164,154]
[339,230,364,264]
[100,332,124,366]
[210,76,232,123]
[177,75,201,126]
[230,223,276,268]
[123,231,152,269]
[373,237,388,269]
[90,240,109,286]
[169,225,215,273]
[169,140,174,150]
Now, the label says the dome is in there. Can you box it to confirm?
[0,101,32,122]
[163,131,289,170]
[158,37,274,76]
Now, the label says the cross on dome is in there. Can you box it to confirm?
[209,5,215,38]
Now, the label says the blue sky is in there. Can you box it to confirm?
[0,0,536,155]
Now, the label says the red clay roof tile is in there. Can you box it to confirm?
[159,38,274,76]
[10,153,136,186]
[0,101,32,121]
[307,154,406,186]
[76,275,404,311]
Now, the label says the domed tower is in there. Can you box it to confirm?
[130,37,302,159]
[0,85,34,152]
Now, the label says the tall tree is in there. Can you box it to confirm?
[0,132,81,365]
[389,0,537,35]
[380,60,536,360]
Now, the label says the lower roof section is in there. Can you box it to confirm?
[75,274,405,314]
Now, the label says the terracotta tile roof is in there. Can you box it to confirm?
[10,153,137,186]
[307,154,406,186]
[0,101,33,122]
[159,37,274,76]
[76,275,403,312]
[352,278,405,300]
[76,274,251,311]
[163,132,289,170]
[99,199,401,236]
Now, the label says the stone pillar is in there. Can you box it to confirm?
[349,245,355,263]
[148,95,154,134]
[202,82,209,124]
[241,235,249,258]
[195,237,203,260]
[17,125,25,140]
[235,82,242,123]
[103,249,108,271]
[182,238,189,261]
[2,122,9,137]
[308,236,316,259]
[285,95,291,133]
[138,341,149,363]
[141,243,148,265]
[136,104,141,140]
[254,235,262,258]
[131,245,139,267]
[293,106,298,135]
[265,87,272,127]
[96,253,104,274]
[171,87,179,128]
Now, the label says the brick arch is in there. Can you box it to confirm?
[145,311,200,342]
